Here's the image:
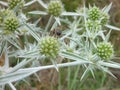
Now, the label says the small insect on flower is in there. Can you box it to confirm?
[50,28,62,37]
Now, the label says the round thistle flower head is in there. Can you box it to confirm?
[47,1,63,17]
[40,37,60,58]
[4,16,19,32]
[100,12,109,25]
[88,6,100,20]
[8,0,25,9]
[97,42,113,60]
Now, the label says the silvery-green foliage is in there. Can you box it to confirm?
[0,0,120,90]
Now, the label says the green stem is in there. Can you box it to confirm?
[24,34,28,46]
[67,65,71,90]
[70,65,80,90]
[100,72,106,87]
[58,70,62,90]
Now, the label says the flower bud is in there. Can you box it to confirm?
[86,20,100,31]
[40,37,60,58]
[48,1,63,17]
[97,42,113,60]
[86,20,93,30]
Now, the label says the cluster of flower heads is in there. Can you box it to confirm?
[83,6,113,60]
[0,0,25,34]
[0,0,63,35]
[88,6,109,25]
[86,6,109,31]
[0,0,114,61]
[0,0,62,59]
[0,9,19,34]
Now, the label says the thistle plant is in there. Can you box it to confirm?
[0,0,120,90]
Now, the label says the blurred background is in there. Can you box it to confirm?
[1,0,120,90]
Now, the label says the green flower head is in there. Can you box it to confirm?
[4,16,19,32]
[88,6,100,21]
[47,1,63,17]
[40,37,60,58]
[97,42,113,60]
